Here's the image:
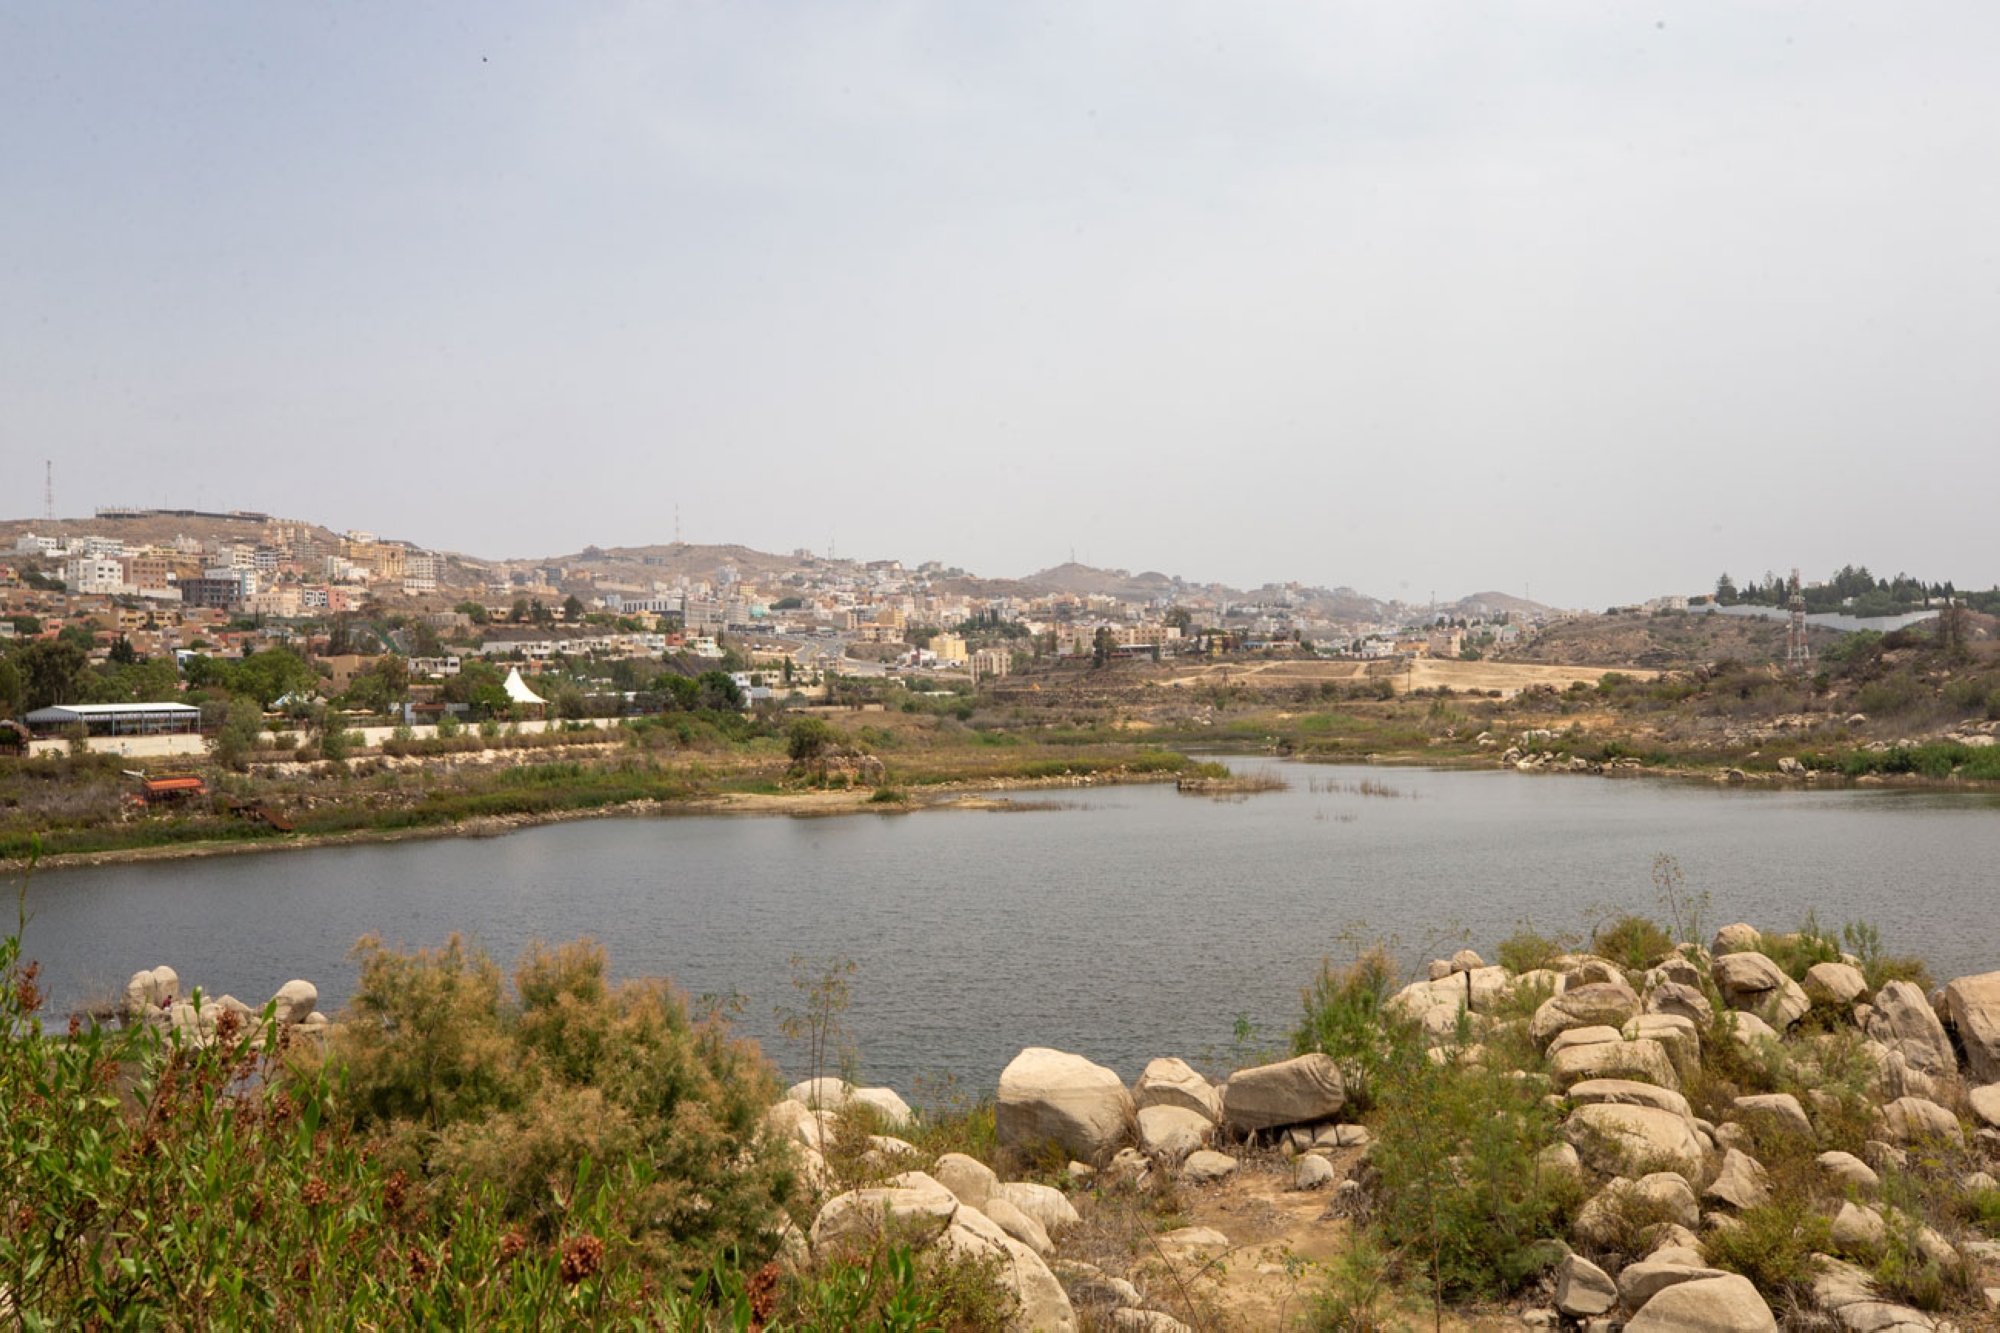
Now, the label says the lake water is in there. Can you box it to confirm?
[19,760,2000,1097]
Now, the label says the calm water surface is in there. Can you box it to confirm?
[22,761,2000,1095]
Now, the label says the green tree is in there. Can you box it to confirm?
[695,671,743,711]
[786,716,838,763]
[561,594,585,622]
[9,615,40,637]
[210,695,267,771]
[16,640,90,711]
[1091,626,1115,668]
[454,600,490,626]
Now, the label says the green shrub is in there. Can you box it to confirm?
[1590,914,1674,972]
[1495,923,1574,975]
[1703,1203,1830,1302]
[1367,1052,1581,1303]
[1292,944,1403,1111]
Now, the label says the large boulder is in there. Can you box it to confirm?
[812,1174,961,1250]
[1712,952,1809,1028]
[1881,1096,1963,1148]
[1712,923,1763,955]
[1554,1254,1619,1317]
[1573,1173,1700,1249]
[1564,1103,1704,1180]
[788,1077,854,1110]
[850,1086,914,1129]
[1566,1079,1692,1120]
[1619,1259,1728,1315]
[933,1152,999,1208]
[1625,1013,1701,1075]
[271,979,318,1025]
[1704,1149,1771,1210]
[1645,980,1715,1027]
[1131,1058,1222,1122]
[1623,1273,1775,1331]
[1551,1037,1680,1092]
[1136,1105,1212,1162]
[995,1182,1081,1236]
[1804,962,1868,1009]
[1731,1092,1814,1141]
[997,1048,1134,1163]
[1531,983,1643,1047]
[1865,982,1957,1078]
[122,965,179,1019]
[937,1206,1077,1331]
[1944,971,2000,1084]
[1220,1054,1345,1133]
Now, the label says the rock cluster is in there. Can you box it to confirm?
[119,965,327,1045]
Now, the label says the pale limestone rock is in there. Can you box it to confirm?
[1619,1260,1727,1315]
[1131,1057,1222,1122]
[1220,1054,1345,1133]
[1719,1010,1781,1054]
[1293,1153,1337,1189]
[1712,952,1809,1028]
[1623,1273,1775,1332]
[1551,1037,1679,1091]
[1805,961,1869,1008]
[1712,923,1763,954]
[849,1086,913,1129]
[1625,1013,1701,1074]
[787,1077,854,1111]
[1548,1025,1622,1057]
[1137,1105,1212,1163]
[1565,1078,1693,1120]
[812,1177,959,1250]
[1179,1150,1238,1184]
[1531,983,1642,1047]
[1107,1312,1190,1333]
[1555,1254,1619,1317]
[979,1193,1052,1257]
[996,1182,1081,1236]
[1817,1151,1881,1195]
[1704,1149,1771,1210]
[1153,1226,1230,1256]
[1945,971,2000,1085]
[1881,1096,1963,1148]
[1866,982,1957,1078]
[1645,980,1715,1027]
[1731,1092,1813,1140]
[1573,1174,1700,1249]
[1564,1103,1704,1180]
[1451,948,1485,972]
[997,1048,1135,1164]
[1832,1201,1887,1258]
[933,1152,1000,1208]
[1968,1083,2000,1130]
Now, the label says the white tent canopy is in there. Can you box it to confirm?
[502,668,545,706]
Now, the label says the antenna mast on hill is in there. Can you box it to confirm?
[1786,568,1813,674]
[673,504,681,545]
[44,460,54,520]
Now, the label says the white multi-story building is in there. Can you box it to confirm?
[63,556,129,594]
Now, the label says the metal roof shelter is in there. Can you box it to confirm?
[23,702,203,737]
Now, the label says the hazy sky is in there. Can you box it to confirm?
[7,4,1999,607]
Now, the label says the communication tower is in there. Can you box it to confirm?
[1785,567,1812,674]
[44,460,54,521]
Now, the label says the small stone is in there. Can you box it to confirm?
[1293,1154,1336,1190]
[1179,1150,1239,1184]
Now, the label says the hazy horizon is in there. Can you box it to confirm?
[8,4,1999,606]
